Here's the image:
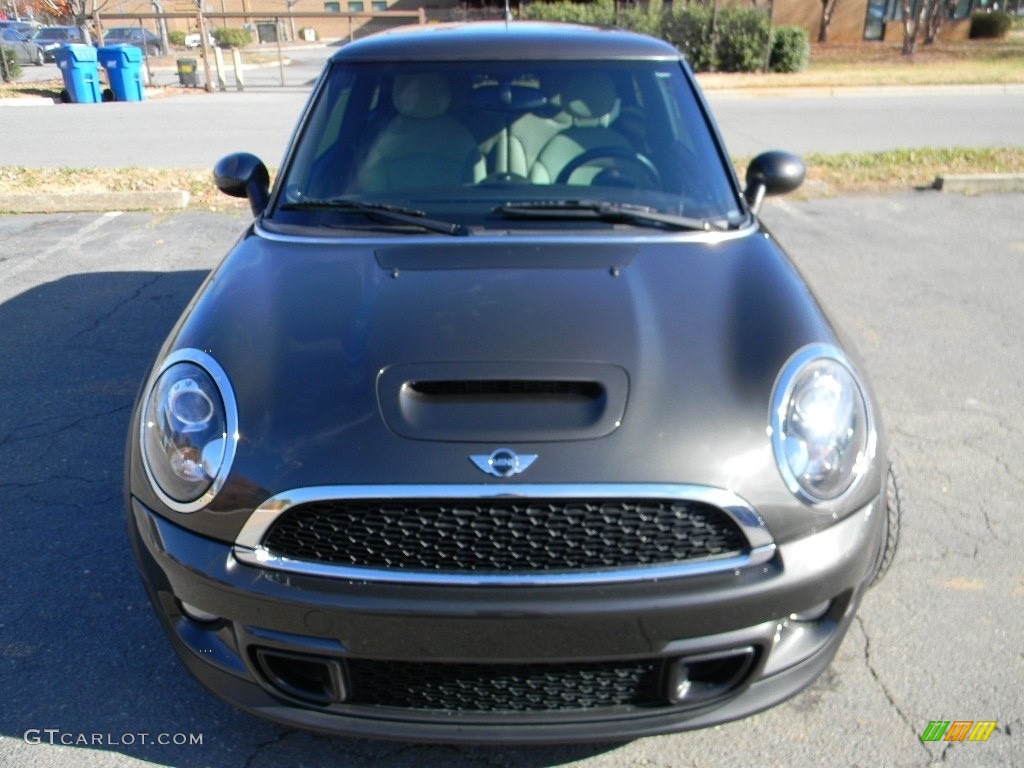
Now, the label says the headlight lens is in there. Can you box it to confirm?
[771,345,873,505]
[140,351,237,512]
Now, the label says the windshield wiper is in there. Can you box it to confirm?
[494,200,726,232]
[280,198,471,237]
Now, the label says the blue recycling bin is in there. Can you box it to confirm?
[54,44,102,104]
[97,45,145,102]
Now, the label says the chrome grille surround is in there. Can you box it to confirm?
[233,484,775,586]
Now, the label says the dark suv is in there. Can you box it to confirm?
[125,21,900,744]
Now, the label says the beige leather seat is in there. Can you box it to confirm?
[355,73,486,193]
[528,74,632,185]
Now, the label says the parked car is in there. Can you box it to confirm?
[1,28,43,66]
[101,26,161,56]
[0,19,40,36]
[32,25,85,62]
[125,20,902,744]
[183,31,214,49]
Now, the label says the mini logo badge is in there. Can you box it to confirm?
[470,448,538,478]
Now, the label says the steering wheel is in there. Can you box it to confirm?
[556,147,662,189]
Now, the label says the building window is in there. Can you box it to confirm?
[348,0,364,10]
[952,0,974,18]
[372,0,387,9]
[324,1,340,11]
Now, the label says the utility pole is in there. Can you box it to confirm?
[196,0,214,92]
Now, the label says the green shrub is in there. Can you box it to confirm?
[618,5,662,37]
[969,11,1012,38]
[769,25,809,73]
[0,47,22,82]
[213,27,253,48]
[524,0,616,26]
[661,6,715,72]
[167,29,186,46]
[715,7,770,72]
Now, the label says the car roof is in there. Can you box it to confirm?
[330,21,681,63]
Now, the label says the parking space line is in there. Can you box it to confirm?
[0,211,124,289]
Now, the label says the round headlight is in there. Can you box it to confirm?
[771,345,874,505]
[140,350,237,512]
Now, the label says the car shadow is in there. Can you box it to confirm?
[0,269,623,766]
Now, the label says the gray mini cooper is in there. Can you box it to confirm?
[126,21,901,743]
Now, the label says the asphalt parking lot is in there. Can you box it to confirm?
[0,190,1020,767]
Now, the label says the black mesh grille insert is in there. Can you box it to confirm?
[345,657,665,711]
[261,498,748,572]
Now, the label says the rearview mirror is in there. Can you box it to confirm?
[214,152,270,217]
[744,151,805,214]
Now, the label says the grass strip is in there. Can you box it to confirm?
[2,147,1023,211]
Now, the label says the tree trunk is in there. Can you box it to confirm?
[818,0,839,43]
[900,0,918,55]
[762,0,775,72]
[152,0,170,55]
[925,0,953,44]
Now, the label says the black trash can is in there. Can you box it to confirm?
[176,58,198,87]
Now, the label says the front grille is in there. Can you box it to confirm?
[345,657,665,711]
[260,498,747,572]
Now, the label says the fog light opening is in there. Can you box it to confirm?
[666,647,756,707]
[764,595,847,677]
[789,599,832,623]
[180,601,221,624]
[254,648,347,706]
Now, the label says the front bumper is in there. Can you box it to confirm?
[128,494,883,744]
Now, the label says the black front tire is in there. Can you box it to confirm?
[870,453,903,586]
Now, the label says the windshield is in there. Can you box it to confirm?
[270,59,743,233]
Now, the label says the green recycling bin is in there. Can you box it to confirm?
[54,44,102,104]
[177,57,198,87]
[98,45,145,102]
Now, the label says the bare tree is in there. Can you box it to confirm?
[33,0,111,45]
[153,0,170,54]
[818,0,840,43]
[924,0,956,44]
[900,0,929,55]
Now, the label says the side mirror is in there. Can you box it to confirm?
[214,152,270,217]
[744,151,805,214]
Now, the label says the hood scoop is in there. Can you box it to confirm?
[378,362,629,442]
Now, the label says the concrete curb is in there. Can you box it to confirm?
[933,174,1024,194]
[0,190,190,214]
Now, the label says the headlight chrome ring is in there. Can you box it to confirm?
[770,343,875,507]
[139,348,239,513]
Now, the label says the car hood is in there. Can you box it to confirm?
[154,225,863,540]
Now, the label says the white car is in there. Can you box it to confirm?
[183,32,214,49]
